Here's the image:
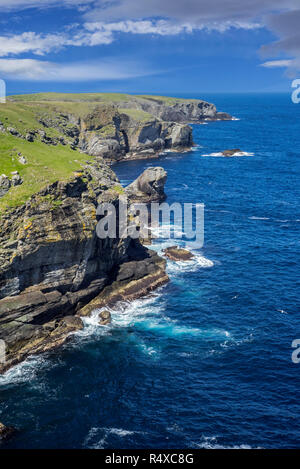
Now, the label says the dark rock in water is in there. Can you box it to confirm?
[163,246,194,261]
[125,167,167,202]
[99,310,111,325]
[0,422,16,441]
[222,149,242,156]
[216,112,232,120]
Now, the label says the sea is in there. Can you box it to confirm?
[0,93,299,449]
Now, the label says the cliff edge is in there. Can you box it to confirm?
[0,92,230,372]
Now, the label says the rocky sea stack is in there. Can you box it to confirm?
[125,167,167,203]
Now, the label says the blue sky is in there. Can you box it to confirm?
[0,1,299,94]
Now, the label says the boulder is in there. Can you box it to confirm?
[11,171,23,186]
[222,149,242,156]
[163,246,194,261]
[7,127,20,137]
[18,155,27,165]
[126,167,167,203]
[99,310,111,325]
[26,132,35,142]
[0,174,11,197]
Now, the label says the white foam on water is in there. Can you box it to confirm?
[148,223,185,239]
[207,332,254,357]
[79,289,230,346]
[0,354,53,387]
[1,237,215,384]
[249,216,270,220]
[191,144,203,151]
[146,232,215,273]
[166,257,214,275]
[195,435,261,449]
[220,332,253,349]
[202,151,254,157]
[165,250,215,275]
[84,426,143,449]
[114,297,231,340]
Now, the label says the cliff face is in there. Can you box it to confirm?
[0,159,168,373]
[37,104,194,161]
[3,93,231,162]
[0,92,231,373]
[116,95,232,123]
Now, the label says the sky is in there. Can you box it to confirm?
[0,0,299,95]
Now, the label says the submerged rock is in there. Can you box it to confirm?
[163,246,194,261]
[99,310,111,325]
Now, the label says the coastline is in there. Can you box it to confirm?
[0,93,231,376]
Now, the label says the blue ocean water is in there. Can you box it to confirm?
[0,93,299,449]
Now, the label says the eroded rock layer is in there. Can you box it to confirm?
[0,158,168,373]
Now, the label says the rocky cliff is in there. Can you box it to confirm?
[0,159,168,373]
[0,92,231,373]
[115,94,232,123]
[2,93,231,162]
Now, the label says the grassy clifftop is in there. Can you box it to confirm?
[0,133,88,213]
[0,94,159,213]
[0,92,209,214]
[8,92,193,104]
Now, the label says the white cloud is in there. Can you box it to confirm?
[0,58,155,81]
[83,0,293,25]
[82,0,300,72]
[0,32,66,56]
[0,19,260,59]
[84,19,261,36]
[261,60,293,68]
[0,30,116,57]
[0,0,91,11]
[0,18,263,59]
[0,0,300,73]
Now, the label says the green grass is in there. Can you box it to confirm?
[0,91,197,214]
[0,133,88,213]
[0,102,66,140]
[8,92,200,106]
[136,95,199,104]
[119,108,154,122]
[8,92,133,103]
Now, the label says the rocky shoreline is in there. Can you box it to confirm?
[0,93,231,376]
[0,161,169,374]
